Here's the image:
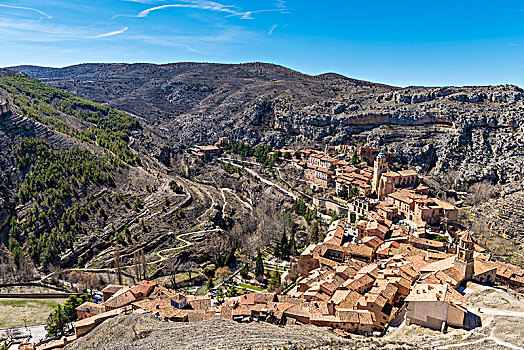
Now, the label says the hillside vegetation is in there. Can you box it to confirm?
[0,72,152,273]
[0,74,140,165]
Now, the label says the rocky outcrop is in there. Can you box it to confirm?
[10,63,524,192]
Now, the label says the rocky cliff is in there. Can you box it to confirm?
[10,63,524,193]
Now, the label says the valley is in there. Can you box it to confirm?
[0,63,523,350]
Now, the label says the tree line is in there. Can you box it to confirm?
[0,75,141,165]
[11,138,115,266]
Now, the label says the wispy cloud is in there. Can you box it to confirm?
[509,43,520,46]
[130,24,257,54]
[136,1,249,19]
[275,0,286,10]
[95,27,128,38]
[114,0,288,20]
[268,24,277,35]
[0,18,129,42]
[0,3,52,20]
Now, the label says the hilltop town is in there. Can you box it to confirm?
[9,140,524,350]
[0,63,523,350]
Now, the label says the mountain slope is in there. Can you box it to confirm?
[0,71,194,272]
[10,62,524,193]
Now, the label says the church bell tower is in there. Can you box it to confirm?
[372,151,387,195]
[454,230,475,281]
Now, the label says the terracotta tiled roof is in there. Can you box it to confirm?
[103,287,138,309]
[444,286,467,310]
[101,284,127,294]
[420,256,455,273]
[330,289,353,305]
[345,244,374,260]
[432,198,457,210]
[405,254,431,272]
[73,306,129,328]
[357,310,374,325]
[356,263,379,279]
[130,283,154,297]
[336,308,359,322]
[76,301,104,314]
[284,302,311,319]
[340,273,374,290]
[337,291,363,309]
[397,169,418,177]
[440,267,465,285]
[276,295,303,304]
[361,236,384,250]
[132,298,180,318]
[405,283,467,311]
[494,261,524,280]
[473,258,497,276]
[460,230,474,243]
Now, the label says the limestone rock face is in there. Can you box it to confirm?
[10,63,524,192]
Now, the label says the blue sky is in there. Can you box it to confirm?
[1,0,524,87]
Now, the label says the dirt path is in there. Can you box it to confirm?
[152,228,223,264]
[437,327,521,349]
[222,188,252,210]
[74,172,222,274]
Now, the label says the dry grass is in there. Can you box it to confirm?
[0,298,66,328]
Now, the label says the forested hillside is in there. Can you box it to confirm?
[0,74,140,165]
[0,71,153,276]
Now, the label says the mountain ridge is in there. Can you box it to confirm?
[6,62,524,196]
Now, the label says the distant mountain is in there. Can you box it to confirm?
[9,62,524,193]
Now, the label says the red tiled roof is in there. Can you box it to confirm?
[460,231,474,243]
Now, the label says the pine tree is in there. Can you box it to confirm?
[225,246,236,267]
[289,227,297,255]
[310,222,319,243]
[269,270,281,287]
[280,231,289,260]
[216,286,225,304]
[45,304,67,337]
[240,264,249,279]
[255,250,264,277]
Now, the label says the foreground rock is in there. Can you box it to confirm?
[65,313,416,350]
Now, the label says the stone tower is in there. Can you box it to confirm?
[454,231,475,281]
[372,151,388,195]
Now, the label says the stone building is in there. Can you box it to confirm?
[372,151,388,195]
[453,231,475,281]
[405,283,467,331]
[420,231,497,284]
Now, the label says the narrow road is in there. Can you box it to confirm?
[467,307,524,318]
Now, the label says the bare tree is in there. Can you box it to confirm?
[0,257,7,283]
[468,180,499,205]
[140,249,147,280]
[114,245,122,285]
[18,255,35,282]
[133,251,140,282]
[165,258,180,290]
